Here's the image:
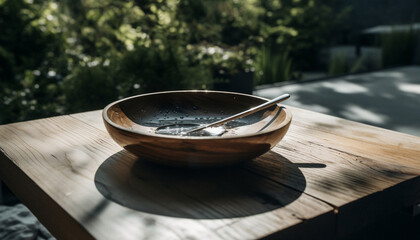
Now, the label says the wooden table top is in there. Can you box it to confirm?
[0,106,419,239]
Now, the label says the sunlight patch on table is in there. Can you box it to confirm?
[67,148,91,169]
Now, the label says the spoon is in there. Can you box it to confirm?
[155,93,290,136]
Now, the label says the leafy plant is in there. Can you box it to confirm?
[62,64,119,113]
[254,43,292,85]
[118,42,212,94]
[0,0,347,124]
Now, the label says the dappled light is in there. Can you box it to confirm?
[340,105,388,125]
[397,83,420,95]
[372,71,406,79]
[255,66,420,137]
[321,81,369,94]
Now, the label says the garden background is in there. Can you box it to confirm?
[1,0,419,124]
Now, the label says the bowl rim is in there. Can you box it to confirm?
[102,90,292,140]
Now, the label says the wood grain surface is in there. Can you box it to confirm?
[0,106,419,239]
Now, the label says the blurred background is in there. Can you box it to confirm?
[0,0,419,124]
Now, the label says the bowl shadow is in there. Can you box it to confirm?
[94,150,306,219]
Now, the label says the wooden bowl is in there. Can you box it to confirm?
[103,90,292,167]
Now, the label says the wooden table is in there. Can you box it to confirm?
[0,106,419,239]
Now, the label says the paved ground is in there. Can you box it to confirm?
[254,66,420,137]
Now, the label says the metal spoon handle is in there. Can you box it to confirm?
[185,93,290,134]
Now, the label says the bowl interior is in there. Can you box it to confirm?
[105,91,288,138]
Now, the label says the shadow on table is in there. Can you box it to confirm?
[94,150,307,219]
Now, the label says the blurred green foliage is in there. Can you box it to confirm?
[0,0,344,124]
[381,28,419,68]
[327,53,381,77]
[254,43,292,84]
